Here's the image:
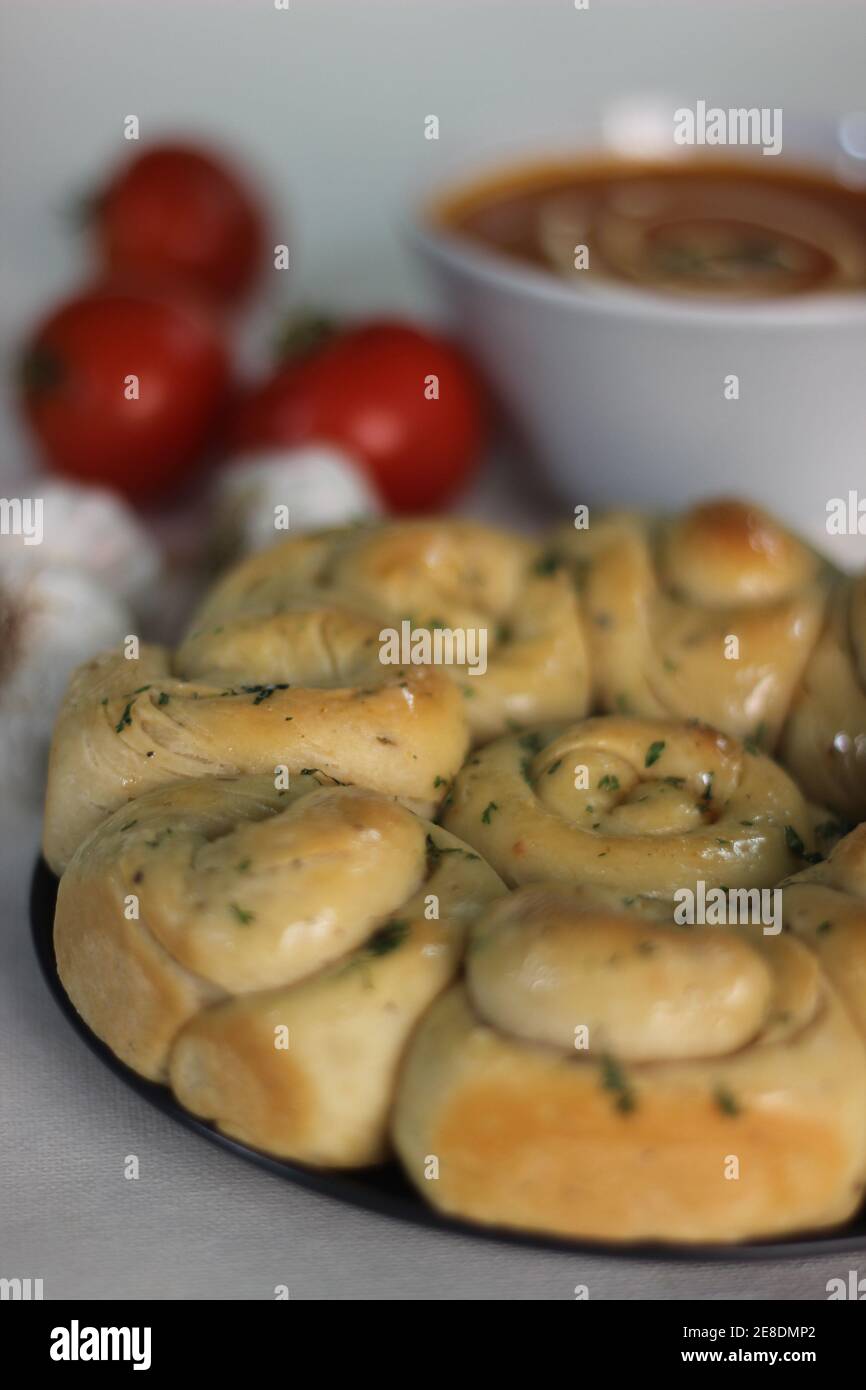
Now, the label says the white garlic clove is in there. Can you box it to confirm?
[0,566,131,805]
[0,480,162,611]
[210,446,383,563]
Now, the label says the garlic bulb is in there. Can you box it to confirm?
[210,446,382,563]
[0,566,130,804]
[0,480,162,612]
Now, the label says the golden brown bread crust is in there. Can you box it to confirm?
[392,885,866,1243]
[42,642,468,874]
[54,773,505,1165]
[442,715,814,897]
[179,521,589,743]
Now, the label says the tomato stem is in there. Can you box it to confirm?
[19,346,65,396]
[273,311,337,363]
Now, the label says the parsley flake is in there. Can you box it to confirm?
[600,1055,636,1115]
[366,919,409,956]
[645,740,666,768]
[714,1087,741,1117]
[114,701,134,734]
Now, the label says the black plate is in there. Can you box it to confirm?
[31,856,866,1261]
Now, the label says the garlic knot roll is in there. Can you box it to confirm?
[54,773,505,1165]
[392,884,866,1243]
[178,520,589,743]
[782,822,866,1039]
[443,715,814,898]
[43,641,468,873]
[549,499,832,749]
[779,573,866,821]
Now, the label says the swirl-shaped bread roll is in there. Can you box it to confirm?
[779,574,866,822]
[549,499,833,748]
[782,823,866,1039]
[549,499,866,818]
[54,772,505,1166]
[443,715,813,897]
[42,642,467,874]
[392,884,866,1243]
[178,521,589,743]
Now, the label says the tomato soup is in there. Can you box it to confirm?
[439,158,866,298]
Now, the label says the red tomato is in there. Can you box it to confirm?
[94,143,265,306]
[231,321,487,511]
[20,286,232,501]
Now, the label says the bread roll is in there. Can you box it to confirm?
[549,498,865,818]
[442,715,813,897]
[392,884,866,1243]
[778,574,866,822]
[782,822,866,1039]
[42,642,467,874]
[549,499,832,747]
[54,772,505,1166]
[178,521,589,743]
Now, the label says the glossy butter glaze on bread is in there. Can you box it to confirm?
[548,500,831,745]
[549,499,865,817]
[443,715,814,898]
[178,520,589,744]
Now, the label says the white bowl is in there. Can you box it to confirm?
[411,115,866,565]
